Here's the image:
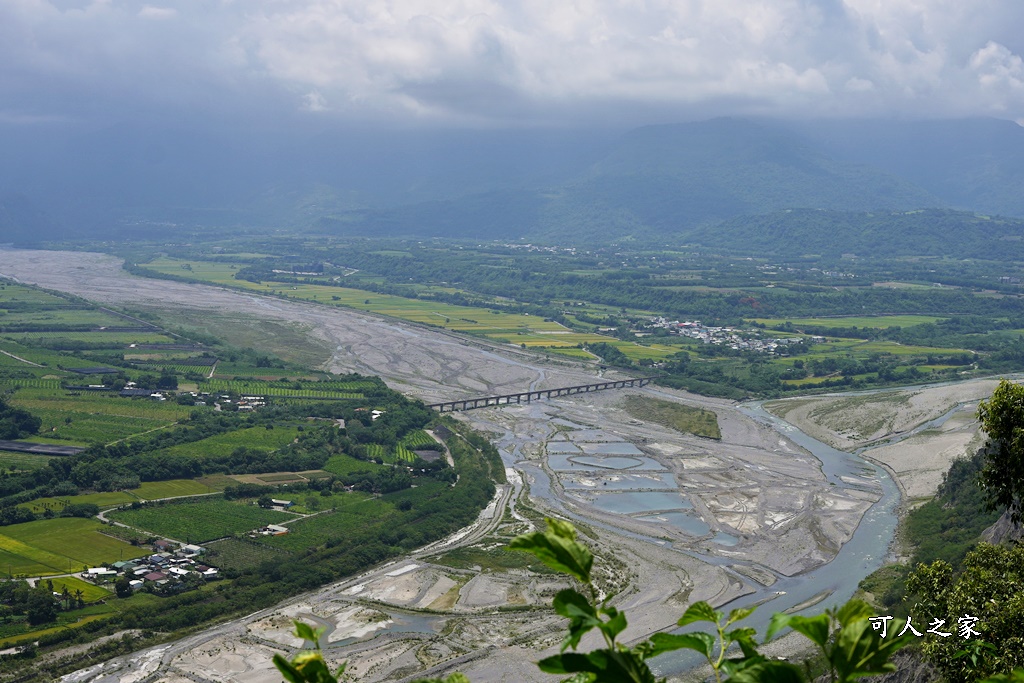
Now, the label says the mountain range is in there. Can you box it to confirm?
[2,117,1023,248]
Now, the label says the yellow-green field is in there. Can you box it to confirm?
[20,479,218,513]
[802,339,971,357]
[0,518,148,577]
[750,315,943,329]
[47,576,112,603]
[5,384,191,445]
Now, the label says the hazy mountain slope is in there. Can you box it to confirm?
[3,117,1023,243]
[530,118,942,238]
[684,208,1024,259]
[0,193,61,244]
[795,118,1024,217]
[318,118,943,240]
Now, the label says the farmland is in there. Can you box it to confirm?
[0,271,507,678]
[145,426,300,460]
[107,497,299,543]
[203,538,293,571]
[20,479,219,514]
[0,518,148,577]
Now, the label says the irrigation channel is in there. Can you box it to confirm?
[499,397,909,677]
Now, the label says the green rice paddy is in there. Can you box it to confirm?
[0,518,148,577]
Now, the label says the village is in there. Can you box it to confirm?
[639,317,819,354]
[82,539,220,597]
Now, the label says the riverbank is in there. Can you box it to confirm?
[765,379,999,503]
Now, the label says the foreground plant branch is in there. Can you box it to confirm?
[275,517,1024,683]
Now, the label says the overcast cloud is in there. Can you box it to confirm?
[3,0,1024,128]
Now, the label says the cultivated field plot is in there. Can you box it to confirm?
[750,315,944,329]
[135,479,219,499]
[6,386,191,444]
[8,331,175,345]
[0,282,71,306]
[322,454,386,476]
[20,479,217,513]
[263,494,394,552]
[48,576,113,603]
[0,450,53,472]
[21,491,136,514]
[147,426,299,460]
[0,518,148,577]
[204,538,293,571]
[108,498,299,543]
[203,379,363,399]
[800,339,972,357]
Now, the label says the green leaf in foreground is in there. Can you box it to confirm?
[507,517,593,584]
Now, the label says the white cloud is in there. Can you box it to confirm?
[138,6,177,20]
[3,0,1024,125]
[303,89,328,112]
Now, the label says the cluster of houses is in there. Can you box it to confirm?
[82,539,218,596]
[641,318,819,354]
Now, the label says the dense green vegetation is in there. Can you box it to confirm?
[856,381,1024,682]
[621,395,721,439]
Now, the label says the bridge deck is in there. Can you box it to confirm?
[427,377,654,412]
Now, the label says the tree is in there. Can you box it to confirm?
[977,380,1024,522]
[114,577,133,599]
[907,542,1024,682]
[26,588,57,626]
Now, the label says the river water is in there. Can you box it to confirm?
[497,399,906,676]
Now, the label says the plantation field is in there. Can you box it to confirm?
[136,479,219,499]
[7,386,190,444]
[394,445,417,462]
[204,538,292,571]
[22,479,233,515]
[0,309,129,328]
[0,340,91,368]
[48,576,112,603]
[0,451,53,471]
[139,426,299,461]
[611,341,680,361]
[264,494,392,552]
[0,283,70,306]
[108,498,299,543]
[400,430,436,448]
[750,315,944,329]
[0,518,148,577]
[546,348,597,359]
[7,331,175,345]
[21,491,136,514]
[799,339,972,357]
[202,379,363,399]
[322,454,386,476]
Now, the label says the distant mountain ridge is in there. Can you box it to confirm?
[3,116,1024,246]
[322,118,947,241]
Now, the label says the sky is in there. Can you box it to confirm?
[3,0,1024,129]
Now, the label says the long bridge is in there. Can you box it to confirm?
[427,377,655,412]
